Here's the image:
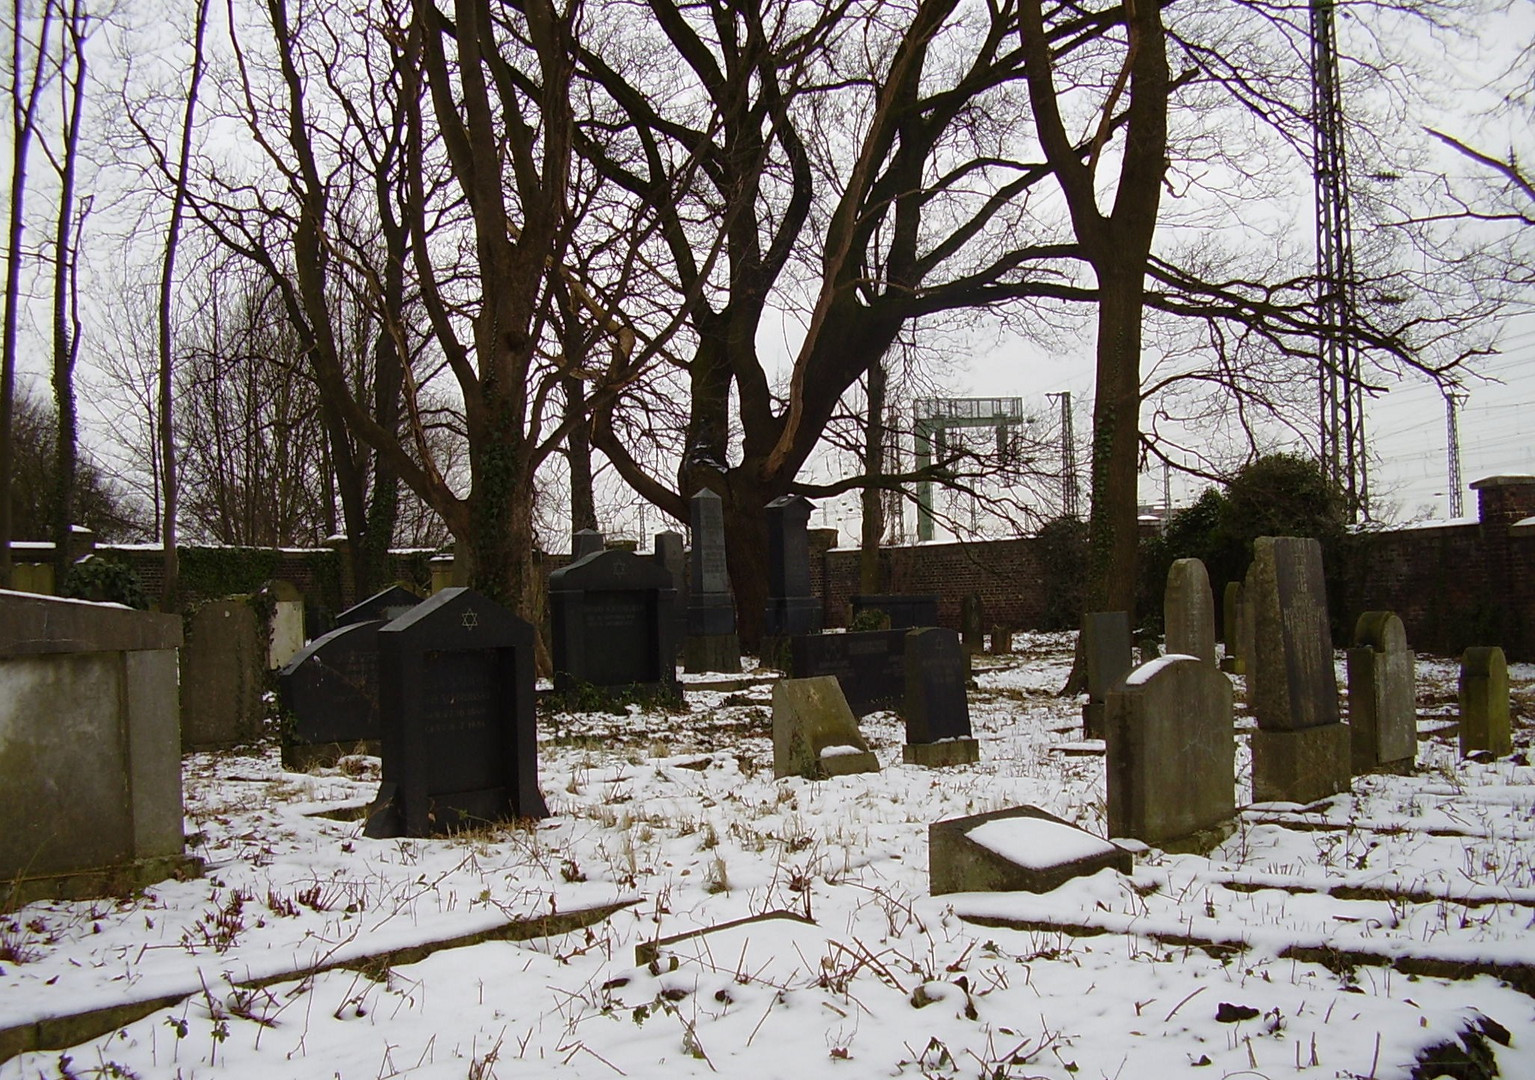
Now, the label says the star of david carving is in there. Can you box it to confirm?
[461,609,479,630]
[613,560,628,577]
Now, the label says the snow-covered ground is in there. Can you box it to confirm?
[3,633,1534,1079]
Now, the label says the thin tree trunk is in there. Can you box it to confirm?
[50,0,86,583]
[564,375,595,535]
[859,360,887,594]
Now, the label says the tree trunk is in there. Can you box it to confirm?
[720,480,771,652]
[564,375,595,534]
[859,360,887,594]
[1085,269,1146,623]
[50,5,85,584]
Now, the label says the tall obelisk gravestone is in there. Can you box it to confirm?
[684,489,741,673]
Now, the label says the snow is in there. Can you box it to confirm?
[2,629,1533,1080]
[965,817,1119,869]
[817,743,865,758]
[1123,652,1198,685]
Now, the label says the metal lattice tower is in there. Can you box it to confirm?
[1046,392,1080,520]
[912,397,1031,541]
[1312,0,1369,521]
[1445,390,1465,518]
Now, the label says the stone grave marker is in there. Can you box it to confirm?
[264,580,306,670]
[336,585,421,628]
[1081,611,1132,740]
[181,598,265,749]
[1459,646,1511,758]
[653,530,689,661]
[363,588,547,838]
[960,593,986,654]
[1346,611,1417,774]
[901,628,979,766]
[762,495,822,640]
[772,675,879,779]
[1246,536,1350,804]
[278,619,385,769]
[929,805,1130,896]
[1,591,200,905]
[850,594,939,629]
[549,548,680,699]
[1221,580,1247,674]
[1106,655,1235,849]
[572,529,605,560]
[684,488,741,673]
[789,628,907,716]
[1164,558,1216,665]
[989,625,1013,654]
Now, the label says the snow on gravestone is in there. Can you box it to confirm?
[1106,654,1234,848]
[1346,611,1417,774]
[1459,646,1512,758]
[1245,536,1350,804]
[929,805,1130,895]
[772,675,879,779]
[1163,558,1216,666]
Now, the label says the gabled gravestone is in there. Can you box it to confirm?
[790,629,907,716]
[684,489,741,673]
[772,676,879,779]
[1346,611,1417,774]
[1106,655,1235,849]
[548,549,680,700]
[363,588,546,837]
[1164,558,1216,665]
[278,620,384,769]
[1081,611,1132,740]
[901,628,979,767]
[929,805,1130,895]
[181,598,264,749]
[336,585,421,628]
[1246,536,1350,804]
[1459,647,1511,758]
[762,495,822,639]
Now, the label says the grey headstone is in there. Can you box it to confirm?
[572,529,605,560]
[278,620,384,768]
[789,629,907,716]
[181,599,265,749]
[548,550,680,697]
[1081,611,1132,740]
[689,489,730,595]
[684,490,740,673]
[1346,612,1417,773]
[1459,647,1511,757]
[1247,536,1339,731]
[1106,655,1235,848]
[363,588,547,838]
[772,676,879,779]
[929,805,1130,896]
[1164,558,1216,665]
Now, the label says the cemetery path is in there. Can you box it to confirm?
[3,637,1534,1080]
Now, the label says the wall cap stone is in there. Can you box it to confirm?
[1469,475,1535,490]
[0,590,181,656]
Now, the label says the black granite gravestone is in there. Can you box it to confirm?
[277,620,383,768]
[654,530,689,660]
[572,529,605,560]
[548,549,680,697]
[789,629,906,716]
[685,489,741,672]
[1082,611,1133,740]
[903,628,972,743]
[763,495,822,637]
[335,585,421,629]
[362,588,547,838]
[851,594,940,629]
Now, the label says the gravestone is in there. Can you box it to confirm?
[1459,647,1511,758]
[572,529,605,560]
[653,530,689,662]
[772,675,880,779]
[960,593,986,654]
[850,594,940,630]
[790,629,908,716]
[1246,537,1350,804]
[1106,655,1235,849]
[929,805,1130,896]
[0,591,200,905]
[901,628,979,766]
[762,495,822,639]
[278,620,384,769]
[363,588,547,838]
[336,585,421,628]
[264,580,306,670]
[684,489,741,673]
[181,598,265,749]
[989,625,1013,654]
[1164,558,1216,665]
[1081,611,1132,740]
[1221,581,1247,674]
[1346,611,1417,774]
[548,548,680,699]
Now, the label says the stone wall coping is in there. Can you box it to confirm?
[0,590,181,657]
[1469,475,1535,490]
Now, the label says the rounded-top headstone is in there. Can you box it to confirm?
[1353,611,1407,654]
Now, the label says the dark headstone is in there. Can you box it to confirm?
[1346,611,1417,774]
[929,805,1130,896]
[1106,655,1235,849]
[902,628,978,767]
[989,626,1013,655]
[549,549,680,696]
[278,620,384,769]
[851,594,940,630]
[1081,611,1132,740]
[1220,581,1247,674]
[336,585,421,629]
[960,593,986,654]
[684,489,740,673]
[789,629,907,717]
[763,495,822,637]
[572,529,605,560]
[654,530,689,661]
[363,588,547,838]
